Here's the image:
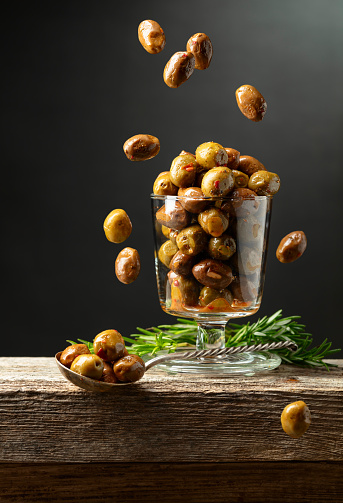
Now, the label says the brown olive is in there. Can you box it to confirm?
[192,259,233,289]
[281,401,311,439]
[176,224,208,256]
[178,187,208,214]
[238,155,265,177]
[113,354,146,383]
[199,286,233,307]
[248,170,280,195]
[155,201,191,230]
[123,134,160,161]
[208,234,236,260]
[153,172,178,196]
[171,274,200,306]
[101,362,119,383]
[158,240,179,267]
[170,154,197,187]
[163,51,195,88]
[60,344,91,368]
[276,231,307,263]
[138,20,166,54]
[198,207,229,237]
[232,170,249,188]
[235,85,267,122]
[201,167,234,197]
[70,354,104,380]
[93,329,126,362]
[224,148,240,169]
[169,250,195,276]
[115,247,141,284]
[195,142,228,169]
[230,275,258,303]
[186,33,213,70]
[225,188,259,218]
[103,209,132,244]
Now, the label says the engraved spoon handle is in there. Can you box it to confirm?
[145,340,297,371]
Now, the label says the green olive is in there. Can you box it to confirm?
[232,170,249,188]
[93,329,126,362]
[170,154,197,187]
[208,234,236,260]
[248,170,280,195]
[60,344,91,368]
[281,401,311,439]
[198,207,229,237]
[158,240,179,267]
[103,209,132,244]
[113,354,146,383]
[70,354,104,380]
[176,224,208,256]
[199,286,233,306]
[153,172,178,196]
[201,167,235,197]
[195,142,228,169]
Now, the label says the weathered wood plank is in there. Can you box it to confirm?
[0,462,342,503]
[0,358,342,463]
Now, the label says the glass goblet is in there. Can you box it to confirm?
[151,193,281,375]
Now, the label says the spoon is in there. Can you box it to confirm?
[55,340,297,393]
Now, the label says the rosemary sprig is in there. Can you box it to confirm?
[128,310,341,369]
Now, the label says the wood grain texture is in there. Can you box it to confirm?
[0,358,342,463]
[0,462,343,503]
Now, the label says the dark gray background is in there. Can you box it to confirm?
[2,0,343,356]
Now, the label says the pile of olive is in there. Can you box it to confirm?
[59,330,145,383]
[153,141,281,313]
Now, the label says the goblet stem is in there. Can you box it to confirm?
[196,322,226,350]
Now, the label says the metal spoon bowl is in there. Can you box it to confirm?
[55,340,297,393]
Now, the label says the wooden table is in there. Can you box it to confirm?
[0,357,342,502]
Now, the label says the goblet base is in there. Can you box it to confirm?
[150,351,281,376]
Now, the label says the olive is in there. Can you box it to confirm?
[276,231,307,263]
[60,344,91,368]
[235,84,267,122]
[170,154,197,187]
[103,209,132,244]
[93,329,126,362]
[224,188,259,218]
[208,234,236,260]
[232,170,249,188]
[195,142,228,169]
[178,187,208,214]
[198,207,229,237]
[232,246,262,276]
[281,401,311,439]
[171,274,200,306]
[163,51,195,88]
[123,134,160,161]
[70,354,104,380]
[153,172,178,196]
[101,362,119,383]
[179,150,195,158]
[169,250,194,276]
[176,224,208,256]
[138,20,166,54]
[238,155,265,177]
[155,201,191,230]
[113,355,146,383]
[186,33,213,70]
[224,148,240,169]
[236,215,263,245]
[199,286,233,307]
[230,275,258,302]
[201,167,234,197]
[248,170,280,195]
[115,247,141,284]
[158,240,179,267]
[192,259,233,289]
